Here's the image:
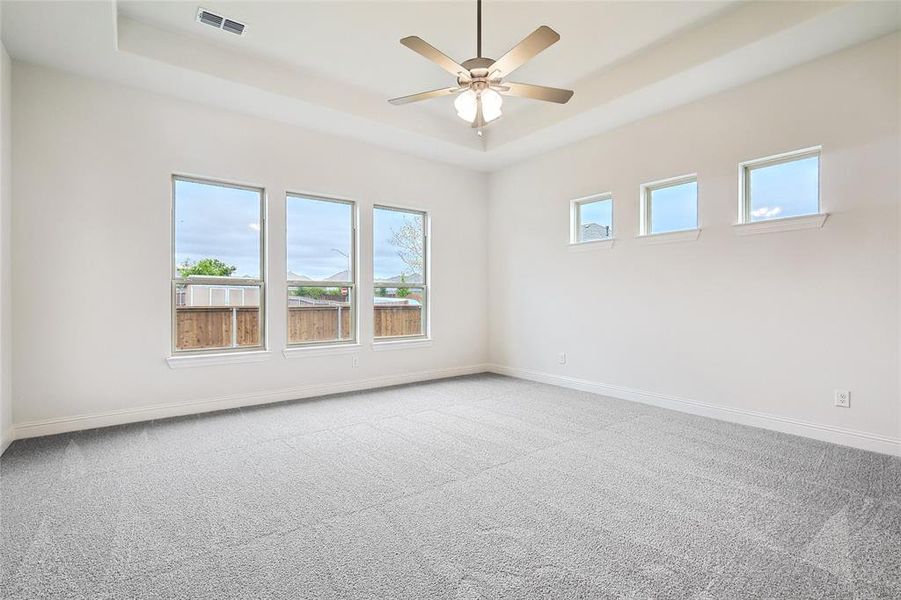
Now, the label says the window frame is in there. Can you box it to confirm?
[372,204,430,343]
[639,173,699,236]
[170,174,266,356]
[570,193,614,245]
[738,146,821,225]
[285,192,358,348]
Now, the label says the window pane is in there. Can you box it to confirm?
[649,180,697,234]
[577,199,612,241]
[373,207,424,284]
[749,155,818,221]
[175,283,261,350]
[374,287,424,338]
[174,179,261,279]
[288,286,353,344]
[287,195,353,281]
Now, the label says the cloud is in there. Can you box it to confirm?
[751,206,783,218]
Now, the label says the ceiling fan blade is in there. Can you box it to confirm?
[400,36,469,78]
[499,82,574,104]
[388,87,462,105]
[489,26,560,78]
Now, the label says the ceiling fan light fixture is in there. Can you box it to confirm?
[389,0,572,130]
[480,89,503,122]
[454,89,478,122]
[455,89,503,124]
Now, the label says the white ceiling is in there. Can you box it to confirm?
[3,1,900,171]
[117,0,738,121]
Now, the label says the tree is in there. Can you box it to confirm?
[396,274,410,298]
[389,217,423,277]
[178,258,236,277]
[377,287,387,297]
[292,287,327,299]
[290,287,346,300]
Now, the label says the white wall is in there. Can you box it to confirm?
[0,10,11,451]
[7,33,900,454]
[10,63,488,431]
[897,33,901,451]
[488,34,900,448]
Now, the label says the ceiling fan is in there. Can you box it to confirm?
[388,0,573,130]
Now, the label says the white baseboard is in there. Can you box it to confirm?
[488,364,901,457]
[11,363,490,441]
[10,362,900,457]
[0,428,12,456]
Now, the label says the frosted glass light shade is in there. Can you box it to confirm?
[454,89,503,124]
[454,90,478,122]
[480,89,503,122]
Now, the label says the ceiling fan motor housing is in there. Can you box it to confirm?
[459,57,496,88]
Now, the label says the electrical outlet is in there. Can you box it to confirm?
[352,356,359,368]
[558,352,566,365]
[834,389,850,408]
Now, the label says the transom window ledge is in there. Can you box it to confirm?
[166,350,271,369]
[568,238,615,251]
[372,338,433,351]
[636,229,701,245]
[283,344,360,359]
[733,213,828,235]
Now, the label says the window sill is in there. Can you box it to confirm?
[283,343,360,359]
[636,229,700,245]
[568,238,615,251]
[371,338,432,352]
[733,213,828,235]
[166,350,271,369]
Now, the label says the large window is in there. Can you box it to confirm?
[286,194,356,346]
[373,206,428,340]
[640,175,698,235]
[172,177,264,353]
[740,148,820,223]
[571,194,613,243]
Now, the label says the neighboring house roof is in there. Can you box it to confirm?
[288,296,347,307]
[326,270,350,281]
[581,223,611,241]
[374,297,421,306]
[287,270,422,283]
[383,273,422,283]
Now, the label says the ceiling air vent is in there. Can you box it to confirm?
[196,8,245,36]
[222,19,246,36]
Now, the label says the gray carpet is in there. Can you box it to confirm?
[1,374,899,599]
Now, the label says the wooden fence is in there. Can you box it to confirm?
[288,305,352,344]
[372,305,422,338]
[175,304,422,350]
[175,307,260,350]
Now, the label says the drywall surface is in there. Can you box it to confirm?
[0,21,11,451]
[488,34,900,443]
[11,63,488,428]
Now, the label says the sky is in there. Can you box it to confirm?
[287,195,352,280]
[645,156,818,232]
[650,180,698,234]
[748,155,818,221]
[580,198,612,233]
[177,159,815,275]
[175,180,422,281]
[373,207,423,282]
[174,179,261,278]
